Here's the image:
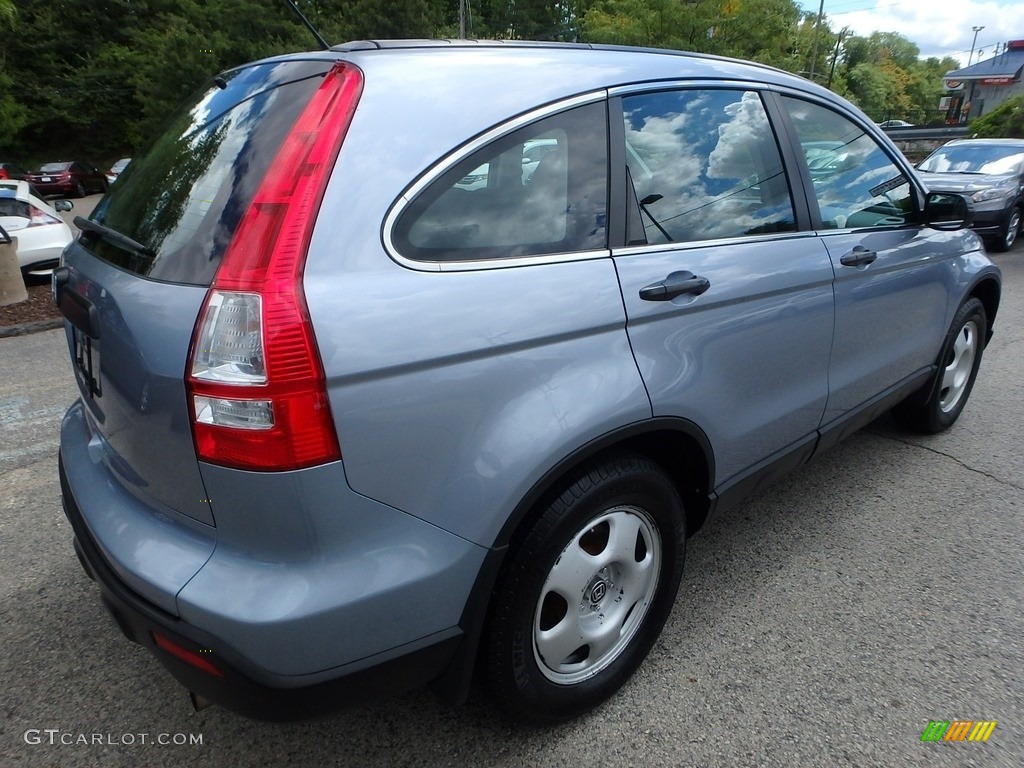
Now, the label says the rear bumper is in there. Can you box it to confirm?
[30,181,76,196]
[59,453,464,720]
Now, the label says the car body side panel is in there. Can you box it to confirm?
[304,260,651,547]
[821,227,980,423]
[182,461,487,676]
[613,235,835,487]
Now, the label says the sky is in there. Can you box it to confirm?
[796,0,1024,67]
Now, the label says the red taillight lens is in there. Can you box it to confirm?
[28,205,61,227]
[186,62,362,471]
[152,632,224,678]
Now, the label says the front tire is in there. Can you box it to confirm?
[893,297,987,433]
[991,206,1020,252]
[484,454,686,723]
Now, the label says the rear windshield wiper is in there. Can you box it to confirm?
[74,216,155,258]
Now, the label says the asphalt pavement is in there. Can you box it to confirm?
[1,247,1022,767]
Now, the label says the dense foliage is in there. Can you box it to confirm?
[0,1,971,166]
[969,94,1024,138]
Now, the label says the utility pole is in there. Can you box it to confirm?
[459,0,466,39]
[808,0,826,79]
[827,28,847,89]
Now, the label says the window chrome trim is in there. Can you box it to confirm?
[609,79,772,97]
[383,89,608,273]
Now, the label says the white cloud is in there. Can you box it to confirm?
[824,1,1024,67]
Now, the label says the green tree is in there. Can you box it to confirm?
[583,0,806,57]
[970,94,1024,138]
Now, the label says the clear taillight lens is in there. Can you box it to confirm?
[190,291,266,384]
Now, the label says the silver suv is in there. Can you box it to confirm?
[56,41,1001,723]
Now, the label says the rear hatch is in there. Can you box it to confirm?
[58,57,336,526]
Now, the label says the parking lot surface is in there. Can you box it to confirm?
[1,248,1022,768]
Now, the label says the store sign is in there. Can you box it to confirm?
[944,79,963,89]
[981,77,1014,85]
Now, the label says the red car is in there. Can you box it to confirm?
[26,161,108,197]
[0,162,27,180]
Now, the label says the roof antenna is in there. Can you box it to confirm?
[284,0,330,50]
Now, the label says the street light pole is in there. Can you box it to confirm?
[968,25,984,66]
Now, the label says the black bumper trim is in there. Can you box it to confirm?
[59,453,462,721]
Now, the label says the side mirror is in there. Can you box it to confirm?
[924,191,973,231]
[54,200,73,212]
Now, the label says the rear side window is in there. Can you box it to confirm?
[0,198,29,219]
[392,101,608,262]
[83,60,332,285]
[621,89,796,245]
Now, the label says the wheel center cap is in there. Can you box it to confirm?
[589,579,608,604]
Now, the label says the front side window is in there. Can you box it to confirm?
[781,96,914,230]
[392,101,608,262]
[621,89,796,245]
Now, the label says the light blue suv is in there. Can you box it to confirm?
[55,40,1001,723]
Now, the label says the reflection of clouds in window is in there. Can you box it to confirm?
[624,90,794,243]
[708,92,769,180]
[625,109,703,183]
[816,146,903,210]
[187,91,216,137]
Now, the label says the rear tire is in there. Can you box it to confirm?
[75,182,86,198]
[484,454,686,723]
[893,297,986,433]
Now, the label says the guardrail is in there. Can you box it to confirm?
[881,126,970,140]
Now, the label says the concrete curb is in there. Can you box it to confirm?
[0,317,64,338]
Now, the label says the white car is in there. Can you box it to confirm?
[0,180,74,277]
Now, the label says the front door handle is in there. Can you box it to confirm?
[639,270,711,301]
[840,245,877,267]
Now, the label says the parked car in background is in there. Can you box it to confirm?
[0,180,73,277]
[0,162,28,180]
[106,157,131,185]
[55,41,1001,726]
[26,161,107,198]
[877,119,914,128]
[917,138,1024,251]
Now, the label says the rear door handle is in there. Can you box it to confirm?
[639,270,711,301]
[839,245,877,267]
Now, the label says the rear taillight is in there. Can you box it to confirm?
[186,62,362,471]
[28,205,61,227]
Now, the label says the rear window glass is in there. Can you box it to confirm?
[0,198,29,218]
[82,59,331,285]
[392,101,608,262]
[39,162,71,172]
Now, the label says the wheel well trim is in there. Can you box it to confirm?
[493,416,715,550]
[966,271,1001,344]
